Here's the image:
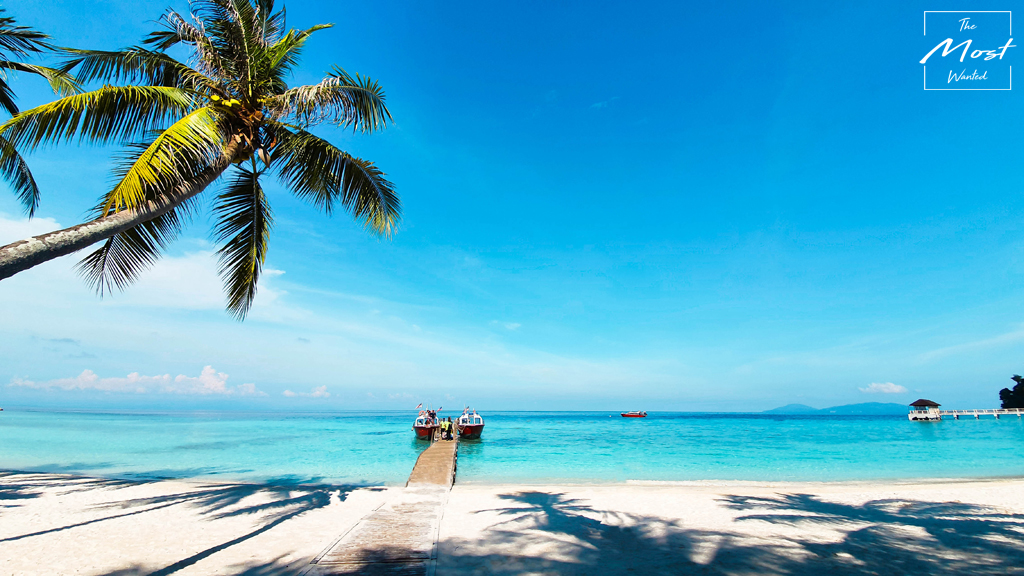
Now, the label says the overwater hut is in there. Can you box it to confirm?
[908,399,941,421]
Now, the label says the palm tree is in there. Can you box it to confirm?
[0,9,80,216]
[0,0,399,319]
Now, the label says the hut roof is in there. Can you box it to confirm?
[909,399,940,407]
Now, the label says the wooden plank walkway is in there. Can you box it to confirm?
[407,438,459,487]
[305,437,458,576]
[940,408,1024,419]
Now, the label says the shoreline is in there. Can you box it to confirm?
[6,467,1024,488]
[3,470,1024,574]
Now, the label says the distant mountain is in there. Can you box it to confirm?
[818,402,907,415]
[762,403,818,414]
[764,402,907,415]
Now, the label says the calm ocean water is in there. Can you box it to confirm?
[1,410,1022,485]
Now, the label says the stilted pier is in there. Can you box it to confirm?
[942,408,1024,420]
[305,435,459,576]
[908,399,1024,421]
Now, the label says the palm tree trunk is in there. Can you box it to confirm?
[0,141,241,281]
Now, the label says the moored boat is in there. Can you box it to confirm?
[413,411,440,439]
[621,411,647,418]
[457,410,485,438]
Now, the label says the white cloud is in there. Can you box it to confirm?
[0,213,63,244]
[282,385,330,398]
[589,96,620,110]
[491,320,521,331]
[9,365,265,396]
[859,382,908,394]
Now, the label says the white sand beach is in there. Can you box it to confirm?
[1,472,1023,575]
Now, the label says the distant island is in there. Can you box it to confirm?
[763,402,907,415]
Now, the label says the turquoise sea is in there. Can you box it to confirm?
[1,410,1023,485]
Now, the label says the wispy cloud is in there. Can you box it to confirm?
[283,385,330,398]
[491,320,521,331]
[9,366,265,396]
[918,329,1024,362]
[589,96,619,110]
[859,382,907,394]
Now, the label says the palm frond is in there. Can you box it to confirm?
[264,66,390,131]
[76,205,193,295]
[265,23,331,80]
[0,61,82,97]
[61,48,216,93]
[0,85,196,150]
[274,129,399,237]
[0,132,39,215]
[75,140,194,294]
[0,77,15,116]
[213,164,273,319]
[146,10,234,84]
[0,11,53,57]
[101,107,225,212]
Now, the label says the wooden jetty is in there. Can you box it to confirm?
[407,436,459,487]
[941,408,1024,419]
[909,399,1024,421]
[304,434,459,576]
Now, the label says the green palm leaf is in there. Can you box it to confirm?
[76,207,194,295]
[213,164,274,319]
[264,66,390,131]
[61,48,217,93]
[0,85,196,150]
[263,24,332,87]
[76,138,205,294]
[0,61,81,99]
[0,10,53,57]
[0,132,39,215]
[274,129,399,237]
[101,107,225,212]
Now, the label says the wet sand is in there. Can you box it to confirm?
[1,471,1023,575]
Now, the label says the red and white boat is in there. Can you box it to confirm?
[621,411,647,418]
[457,410,485,438]
[412,411,440,439]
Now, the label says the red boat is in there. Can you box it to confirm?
[412,412,439,439]
[621,411,647,418]
[457,410,485,438]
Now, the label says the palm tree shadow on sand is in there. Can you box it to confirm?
[0,472,379,576]
[435,490,1024,576]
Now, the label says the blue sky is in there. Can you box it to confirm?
[2,0,1023,411]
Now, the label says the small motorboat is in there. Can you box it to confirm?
[412,411,440,439]
[621,411,647,418]
[457,410,485,438]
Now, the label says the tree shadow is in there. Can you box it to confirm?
[2,471,384,576]
[438,490,1024,575]
[0,471,144,511]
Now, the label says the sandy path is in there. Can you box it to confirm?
[2,472,1023,575]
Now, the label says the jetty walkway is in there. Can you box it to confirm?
[305,434,459,576]
[939,408,1024,419]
